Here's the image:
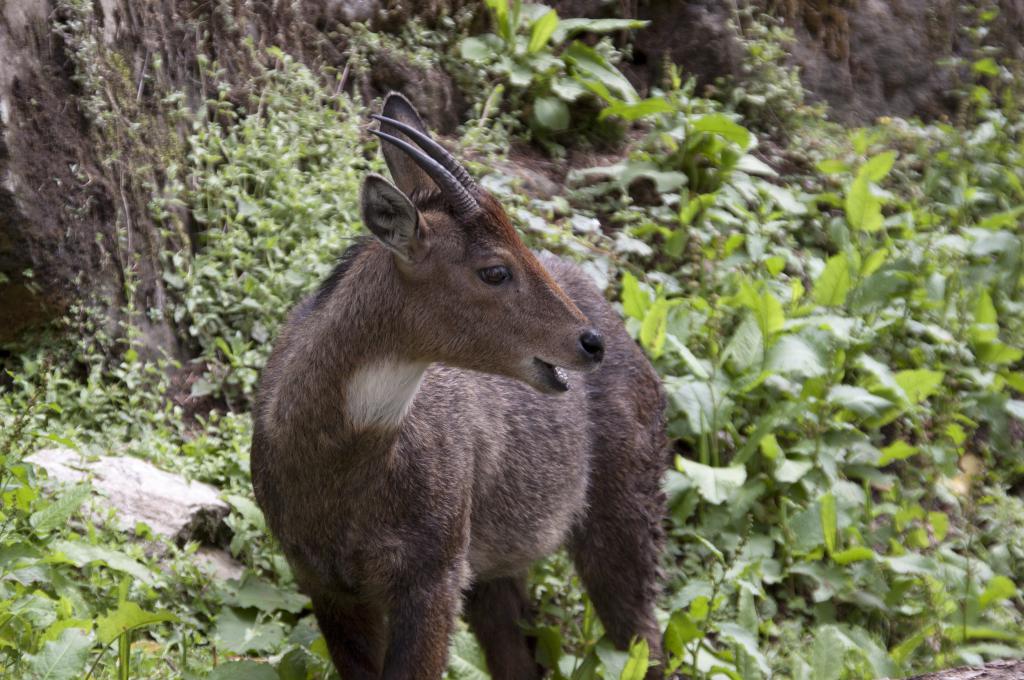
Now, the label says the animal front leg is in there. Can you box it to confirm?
[465,575,543,680]
[311,597,385,680]
[381,582,459,680]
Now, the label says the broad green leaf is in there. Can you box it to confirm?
[676,457,746,505]
[928,511,949,542]
[447,629,490,680]
[971,289,999,344]
[24,628,92,680]
[565,42,637,102]
[664,611,701,656]
[619,638,650,680]
[878,441,917,466]
[979,575,1016,608]
[776,458,813,484]
[858,151,896,182]
[978,342,1024,365]
[620,272,649,320]
[595,639,630,679]
[532,96,570,131]
[223,574,308,613]
[692,113,752,149]
[722,314,763,373]
[207,661,279,680]
[599,97,673,122]
[528,10,558,53]
[977,205,1024,229]
[29,483,91,535]
[759,433,781,460]
[814,254,852,306]
[766,335,826,378]
[820,493,837,555]
[459,37,493,62]
[828,385,892,417]
[861,248,889,277]
[766,255,786,276]
[845,175,884,232]
[831,546,875,565]
[96,601,178,645]
[551,18,648,43]
[735,280,785,338]
[816,159,849,174]
[718,622,770,675]
[667,378,732,436]
[973,57,999,75]
[215,606,287,654]
[894,369,944,404]
[550,77,587,101]
[640,298,669,358]
[50,540,155,585]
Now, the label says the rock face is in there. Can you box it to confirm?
[554,0,1024,124]
[0,0,465,348]
[27,447,229,545]
[779,0,998,124]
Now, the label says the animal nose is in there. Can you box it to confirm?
[578,329,605,363]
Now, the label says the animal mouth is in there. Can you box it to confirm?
[534,358,571,392]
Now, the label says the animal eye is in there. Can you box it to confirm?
[478,265,511,285]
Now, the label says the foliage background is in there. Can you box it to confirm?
[1,1,1023,679]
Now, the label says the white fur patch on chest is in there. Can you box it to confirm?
[344,360,427,430]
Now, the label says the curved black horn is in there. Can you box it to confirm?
[371,114,479,194]
[372,130,481,218]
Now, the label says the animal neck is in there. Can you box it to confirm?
[271,244,427,454]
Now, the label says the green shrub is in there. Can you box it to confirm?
[163,50,377,406]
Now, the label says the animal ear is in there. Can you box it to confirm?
[378,93,437,198]
[361,174,423,261]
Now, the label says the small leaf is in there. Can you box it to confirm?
[599,97,673,121]
[858,151,897,182]
[973,57,999,76]
[620,272,649,320]
[766,336,826,378]
[459,37,492,62]
[828,385,892,418]
[692,114,752,149]
[894,369,944,404]
[30,484,91,535]
[832,546,875,565]
[775,458,813,484]
[814,254,852,307]
[759,434,781,460]
[96,601,178,645]
[878,441,918,466]
[979,575,1016,608]
[640,298,669,358]
[928,511,949,542]
[845,174,884,232]
[619,638,650,680]
[532,96,570,131]
[820,492,837,555]
[528,10,559,53]
[676,457,746,505]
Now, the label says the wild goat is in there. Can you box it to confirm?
[251,93,667,680]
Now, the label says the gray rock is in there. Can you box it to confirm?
[26,447,229,545]
[193,546,246,582]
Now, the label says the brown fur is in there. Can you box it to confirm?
[251,97,667,680]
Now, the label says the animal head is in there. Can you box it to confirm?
[361,93,604,394]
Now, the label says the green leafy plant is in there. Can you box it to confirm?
[458,0,646,146]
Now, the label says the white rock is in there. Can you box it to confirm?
[26,447,230,545]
